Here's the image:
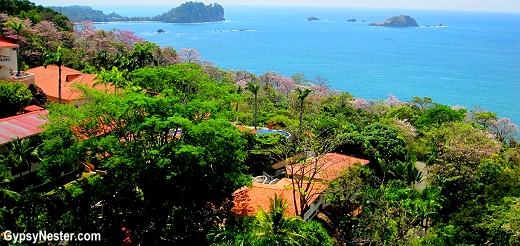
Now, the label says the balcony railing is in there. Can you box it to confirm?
[0,56,10,62]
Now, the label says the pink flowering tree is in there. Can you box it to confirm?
[180,48,202,63]
[385,94,404,107]
[350,98,372,112]
[488,117,519,143]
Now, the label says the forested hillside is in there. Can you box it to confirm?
[0,0,70,31]
[49,6,107,22]
[153,1,225,23]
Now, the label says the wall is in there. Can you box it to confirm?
[0,47,18,79]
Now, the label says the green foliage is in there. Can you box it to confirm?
[244,132,287,174]
[0,81,32,117]
[35,82,251,243]
[385,105,421,123]
[208,195,333,246]
[363,122,406,162]
[154,2,225,23]
[266,114,297,129]
[43,46,65,104]
[0,0,71,31]
[49,5,108,22]
[415,104,466,128]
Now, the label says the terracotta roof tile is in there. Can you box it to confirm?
[231,178,327,217]
[287,153,369,181]
[26,65,110,103]
[0,38,18,48]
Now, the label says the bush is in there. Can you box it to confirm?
[0,81,32,117]
[266,115,297,129]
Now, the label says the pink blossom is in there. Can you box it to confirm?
[180,48,202,63]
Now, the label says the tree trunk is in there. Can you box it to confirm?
[254,94,258,129]
[58,65,62,104]
[299,101,304,127]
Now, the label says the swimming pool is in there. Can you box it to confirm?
[256,129,291,138]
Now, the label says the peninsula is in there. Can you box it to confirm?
[153,2,225,23]
[50,2,225,24]
[369,15,418,27]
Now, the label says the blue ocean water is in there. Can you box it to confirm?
[93,6,520,125]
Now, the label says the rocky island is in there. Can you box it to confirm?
[153,2,225,23]
[369,15,418,27]
[307,16,320,21]
[347,18,357,22]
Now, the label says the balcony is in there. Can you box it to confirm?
[10,71,35,85]
[0,55,10,62]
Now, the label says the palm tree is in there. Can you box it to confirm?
[128,41,157,72]
[0,155,20,200]
[4,18,25,75]
[246,82,261,129]
[9,137,39,189]
[235,85,243,123]
[43,46,64,104]
[295,87,313,127]
[252,195,307,245]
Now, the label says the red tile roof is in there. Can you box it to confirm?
[231,178,328,217]
[0,109,48,145]
[287,153,369,181]
[26,65,109,103]
[0,37,18,48]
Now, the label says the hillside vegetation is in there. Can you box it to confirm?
[152,1,224,23]
[2,0,520,245]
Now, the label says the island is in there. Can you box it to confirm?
[368,15,418,27]
[307,16,320,21]
[347,18,357,22]
[157,29,165,33]
[153,2,224,23]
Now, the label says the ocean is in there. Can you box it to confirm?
[92,6,520,125]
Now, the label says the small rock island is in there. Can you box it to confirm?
[369,15,418,27]
[307,16,320,21]
[347,18,357,22]
[157,29,165,33]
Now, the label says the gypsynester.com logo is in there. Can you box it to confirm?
[2,230,101,244]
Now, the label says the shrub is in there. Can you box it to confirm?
[0,81,32,117]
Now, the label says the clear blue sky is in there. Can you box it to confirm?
[32,0,520,12]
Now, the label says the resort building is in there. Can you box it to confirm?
[231,153,369,221]
[26,65,103,105]
[231,177,328,221]
[0,36,19,80]
[0,106,48,190]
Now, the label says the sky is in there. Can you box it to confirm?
[32,0,520,13]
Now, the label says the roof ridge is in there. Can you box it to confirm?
[0,110,48,123]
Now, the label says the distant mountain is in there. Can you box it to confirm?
[152,2,224,23]
[50,5,107,22]
[49,5,151,22]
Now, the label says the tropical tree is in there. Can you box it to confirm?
[4,17,24,75]
[208,195,333,245]
[487,117,519,143]
[127,41,157,71]
[246,82,261,129]
[252,195,306,244]
[94,66,126,93]
[42,46,64,104]
[8,137,39,188]
[0,81,32,117]
[295,87,313,127]
[39,85,250,244]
